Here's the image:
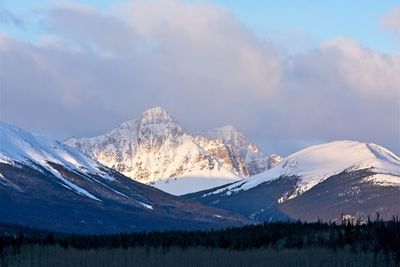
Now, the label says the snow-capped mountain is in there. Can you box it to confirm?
[66,107,276,195]
[0,122,249,233]
[196,125,281,176]
[187,140,400,222]
[67,107,236,183]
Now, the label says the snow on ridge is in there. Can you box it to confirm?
[363,174,400,187]
[204,140,400,198]
[0,172,20,191]
[47,166,101,201]
[0,122,113,180]
[137,201,153,210]
[0,122,118,201]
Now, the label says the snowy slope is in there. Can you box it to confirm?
[66,107,241,194]
[206,140,400,200]
[0,123,107,174]
[152,176,238,196]
[0,122,116,200]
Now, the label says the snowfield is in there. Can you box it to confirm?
[153,175,239,196]
[204,140,400,200]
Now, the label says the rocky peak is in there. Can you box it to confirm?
[206,125,259,151]
[139,107,175,125]
[66,107,279,188]
[268,154,283,168]
[137,107,185,141]
[198,125,271,176]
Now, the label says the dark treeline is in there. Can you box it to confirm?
[1,219,400,261]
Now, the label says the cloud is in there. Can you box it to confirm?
[381,6,400,41]
[42,4,140,55]
[270,38,399,152]
[1,0,399,155]
[317,38,399,98]
[42,1,283,94]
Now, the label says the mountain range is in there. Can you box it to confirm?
[66,107,280,195]
[1,107,399,233]
[187,140,400,222]
[0,122,248,234]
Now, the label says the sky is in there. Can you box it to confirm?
[0,0,399,156]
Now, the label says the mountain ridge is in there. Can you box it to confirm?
[187,140,400,222]
[66,107,278,194]
[0,122,250,233]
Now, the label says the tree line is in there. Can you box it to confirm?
[1,218,399,262]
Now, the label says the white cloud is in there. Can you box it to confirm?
[322,38,400,98]
[1,0,399,155]
[381,6,400,41]
[278,38,399,150]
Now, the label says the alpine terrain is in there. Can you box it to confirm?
[0,122,249,234]
[66,107,279,195]
[187,140,400,222]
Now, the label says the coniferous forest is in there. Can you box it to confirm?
[1,219,399,267]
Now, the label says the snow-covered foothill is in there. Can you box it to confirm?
[205,140,400,199]
[0,122,117,201]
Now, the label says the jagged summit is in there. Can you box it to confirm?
[199,125,275,175]
[65,108,244,194]
[140,107,175,124]
[66,107,277,194]
[205,124,262,151]
[108,107,177,126]
[137,107,185,140]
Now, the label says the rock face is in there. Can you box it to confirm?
[66,107,278,194]
[66,108,237,183]
[197,125,281,176]
[194,135,249,177]
[186,140,400,222]
[0,122,249,234]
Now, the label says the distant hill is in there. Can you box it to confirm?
[187,140,400,222]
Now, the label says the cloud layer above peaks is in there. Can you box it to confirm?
[1,0,399,155]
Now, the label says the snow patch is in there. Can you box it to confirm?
[0,172,21,191]
[363,174,400,187]
[137,201,153,210]
[47,166,101,201]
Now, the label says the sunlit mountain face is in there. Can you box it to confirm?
[66,107,280,195]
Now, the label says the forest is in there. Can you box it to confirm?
[1,218,399,267]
